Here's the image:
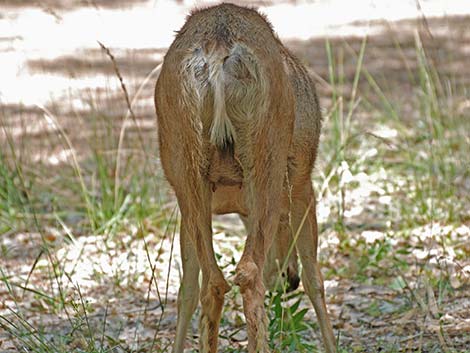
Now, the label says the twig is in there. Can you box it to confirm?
[415,0,434,40]
[97,41,146,153]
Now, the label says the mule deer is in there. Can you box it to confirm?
[154,3,336,352]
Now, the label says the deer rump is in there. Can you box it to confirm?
[182,42,271,152]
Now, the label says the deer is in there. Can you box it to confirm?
[154,3,336,352]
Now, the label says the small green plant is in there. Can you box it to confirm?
[0,153,28,233]
[268,289,318,352]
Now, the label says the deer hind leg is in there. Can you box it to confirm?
[173,219,200,353]
[171,179,230,353]
[235,211,277,353]
[180,185,230,353]
[263,212,300,293]
[234,142,291,352]
[241,215,297,293]
[291,184,336,353]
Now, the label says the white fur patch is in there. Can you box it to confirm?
[180,43,269,149]
[208,61,236,147]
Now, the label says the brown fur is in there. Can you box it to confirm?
[155,3,336,352]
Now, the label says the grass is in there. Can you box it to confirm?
[316,28,469,352]
[1,20,470,353]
